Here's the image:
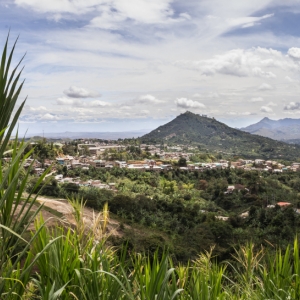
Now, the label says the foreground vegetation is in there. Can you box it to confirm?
[4,200,300,299]
[32,164,300,262]
[3,36,300,299]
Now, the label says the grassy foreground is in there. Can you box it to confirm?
[2,198,300,300]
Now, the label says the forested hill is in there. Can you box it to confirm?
[141,111,300,160]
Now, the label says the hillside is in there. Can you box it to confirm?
[141,111,300,160]
[241,117,300,142]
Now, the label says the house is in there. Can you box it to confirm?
[187,164,195,170]
[255,159,265,165]
[224,185,235,194]
[231,161,242,168]
[277,202,292,208]
[33,168,45,175]
[55,174,63,181]
[114,161,127,168]
[56,157,73,166]
[89,160,106,168]
[240,211,249,218]
[215,216,229,221]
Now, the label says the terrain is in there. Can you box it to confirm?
[241,117,300,143]
[141,111,300,160]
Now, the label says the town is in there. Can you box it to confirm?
[25,140,300,178]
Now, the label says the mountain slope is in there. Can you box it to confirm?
[141,111,300,160]
[241,117,300,141]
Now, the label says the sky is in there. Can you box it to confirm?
[2,0,300,135]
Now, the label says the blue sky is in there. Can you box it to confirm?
[2,0,300,135]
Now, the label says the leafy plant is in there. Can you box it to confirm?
[0,35,50,299]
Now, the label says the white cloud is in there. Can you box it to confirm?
[88,8,127,30]
[288,47,300,60]
[266,101,277,107]
[136,94,165,104]
[56,97,84,106]
[284,102,300,110]
[108,0,180,24]
[64,86,99,98]
[175,48,284,78]
[241,112,252,115]
[57,97,111,107]
[260,106,273,113]
[251,97,264,102]
[15,0,186,26]
[24,105,48,112]
[90,100,111,107]
[285,76,297,82]
[14,0,102,15]
[258,83,274,91]
[40,113,59,120]
[175,98,205,109]
[227,13,273,29]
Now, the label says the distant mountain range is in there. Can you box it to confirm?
[241,117,300,143]
[141,111,300,160]
[26,130,148,140]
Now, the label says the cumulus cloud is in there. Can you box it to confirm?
[284,102,300,110]
[175,98,205,109]
[266,101,277,107]
[288,47,300,60]
[136,94,165,104]
[260,106,273,113]
[175,48,284,78]
[57,97,111,107]
[40,113,59,120]
[251,97,264,102]
[258,83,274,91]
[63,86,99,98]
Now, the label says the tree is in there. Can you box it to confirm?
[178,157,187,167]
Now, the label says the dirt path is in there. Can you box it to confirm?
[35,195,122,236]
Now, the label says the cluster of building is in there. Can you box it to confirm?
[54,175,117,191]
[17,141,300,177]
[77,142,197,161]
[56,156,173,172]
[20,153,300,177]
[230,158,300,173]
